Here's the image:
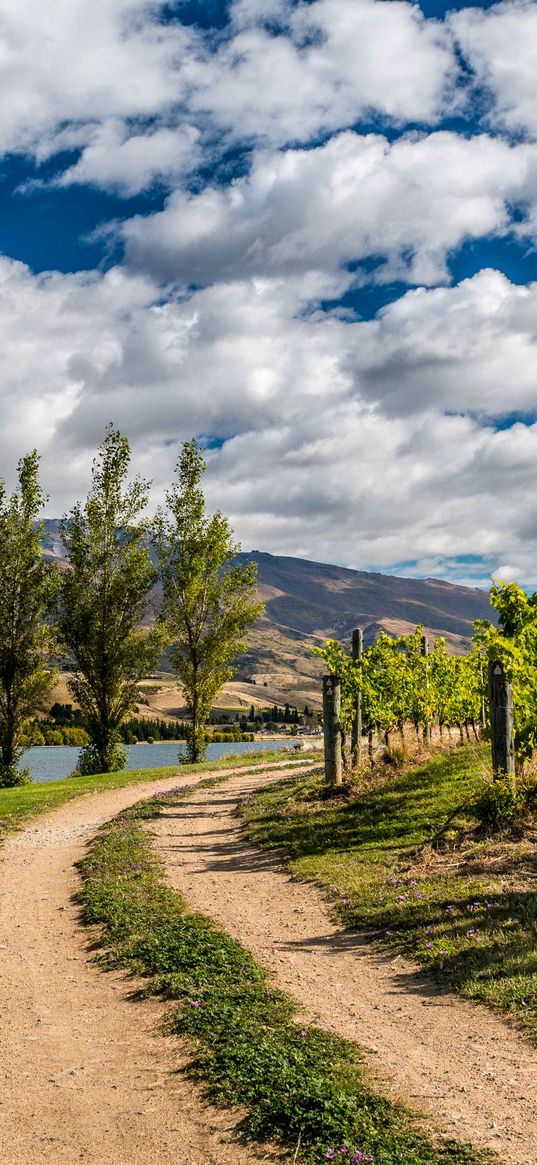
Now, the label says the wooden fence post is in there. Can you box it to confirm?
[351,627,363,767]
[479,660,487,731]
[421,634,431,743]
[323,674,343,787]
[488,660,515,779]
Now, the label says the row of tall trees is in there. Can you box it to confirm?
[0,429,262,786]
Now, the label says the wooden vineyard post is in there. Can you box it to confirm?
[488,660,515,780]
[479,660,487,731]
[323,674,343,788]
[351,627,363,767]
[421,634,431,743]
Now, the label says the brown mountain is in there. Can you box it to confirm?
[238,551,491,644]
[41,524,493,712]
[227,552,493,710]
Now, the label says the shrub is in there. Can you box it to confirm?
[475,777,522,830]
[44,728,63,746]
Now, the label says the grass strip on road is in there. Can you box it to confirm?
[78,783,495,1165]
[0,750,307,843]
[242,745,537,1033]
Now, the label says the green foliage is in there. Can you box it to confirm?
[314,628,483,743]
[243,747,537,1033]
[154,440,264,763]
[78,794,495,1165]
[474,775,532,830]
[474,581,537,764]
[55,427,164,774]
[24,721,90,747]
[0,452,57,786]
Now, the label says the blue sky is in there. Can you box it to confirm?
[1,0,537,586]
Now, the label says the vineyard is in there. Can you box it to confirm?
[316,627,484,756]
[316,580,537,784]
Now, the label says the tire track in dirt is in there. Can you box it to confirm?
[151,768,537,1165]
[0,761,310,1165]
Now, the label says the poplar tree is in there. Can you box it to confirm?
[0,452,57,786]
[155,440,264,763]
[56,427,163,774]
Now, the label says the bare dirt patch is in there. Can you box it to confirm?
[151,769,537,1165]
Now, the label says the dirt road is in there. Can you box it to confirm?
[152,769,537,1165]
[0,763,306,1165]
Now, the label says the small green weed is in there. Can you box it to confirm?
[78,785,496,1165]
[474,774,537,831]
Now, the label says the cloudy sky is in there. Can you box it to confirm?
[1,0,537,586]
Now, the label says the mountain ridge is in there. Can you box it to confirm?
[41,522,493,710]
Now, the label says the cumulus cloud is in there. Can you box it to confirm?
[3,0,537,592]
[0,0,194,160]
[1,253,537,582]
[354,269,537,418]
[452,1,537,139]
[207,411,537,579]
[54,121,201,196]
[120,130,537,285]
[0,0,459,192]
[186,0,456,145]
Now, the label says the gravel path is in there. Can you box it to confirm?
[152,768,537,1165]
[0,762,306,1165]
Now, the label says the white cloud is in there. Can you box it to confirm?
[121,130,537,285]
[0,0,194,160]
[1,255,537,582]
[354,268,537,418]
[54,121,201,196]
[186,0,455,145]
[452,1,537,139]
[0,0,458,191]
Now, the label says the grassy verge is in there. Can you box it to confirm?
[242,744,537,1034]
[78,785,494,1165]
[0,749,307,844]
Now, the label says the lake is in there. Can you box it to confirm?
[22,740,295,783]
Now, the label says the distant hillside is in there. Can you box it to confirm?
[235,551,492,648]
[41,523,493,710]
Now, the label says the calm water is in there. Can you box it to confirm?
[22,740,293,783]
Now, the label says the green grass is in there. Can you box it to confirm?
[242,745,537,1034]
[0,749,305,844]
[78,786,495,1165]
